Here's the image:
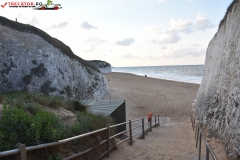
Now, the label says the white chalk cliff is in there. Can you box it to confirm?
[0,16,107,100]
[89,60,112,73]
[192,0,240,158]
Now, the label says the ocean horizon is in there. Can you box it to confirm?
[112,65,204,84]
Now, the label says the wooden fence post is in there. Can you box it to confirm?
[150,119,152,132]
[193,119,195,131]
[129,120,132,145]
[199,131,202,160]
[196,123,199,148]
[107,125,110,158]
[155,116,156,127]
[142,117,145,140]
[16,143,26,160]
[195,123,198,140]
[206,145,209,160]
[191,116,193,129]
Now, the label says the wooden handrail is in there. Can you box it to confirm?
[0,115,160,160]
[191,116,218,160]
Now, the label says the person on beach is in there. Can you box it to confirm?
[148,112,152,127]
[145,74,147,77]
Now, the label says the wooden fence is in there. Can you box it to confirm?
[0,115,160,160]
[191,116,218,160]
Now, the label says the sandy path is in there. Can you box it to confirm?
[102,72,227,160]
[107,118,198,160]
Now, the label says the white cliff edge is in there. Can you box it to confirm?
[0,21,107,100]
[192,0,240,158]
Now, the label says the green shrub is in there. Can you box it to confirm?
[0,91,115,159]
[76,112,113,133]
[27,110,65,145]
[62,100,87,112]
[0,105,32,151]
[0,106,65,151]
[22,103,40,115]
[72,100,87,112]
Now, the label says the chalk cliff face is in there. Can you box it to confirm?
[0,17,107,100]
[89,60,112,73]
[192,0,240,158]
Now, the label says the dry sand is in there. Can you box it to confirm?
[103,72,199,121]
[102,72,227,160]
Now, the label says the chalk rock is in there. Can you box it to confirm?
[89,60,112,73]
[0,16,107,100]
[192,0,240,158]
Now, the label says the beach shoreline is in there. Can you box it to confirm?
[111,71,201,85]
[103,72,200,121]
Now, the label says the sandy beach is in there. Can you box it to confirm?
[103,72,199,121]
[102,72,226,160]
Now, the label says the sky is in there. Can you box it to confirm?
[0,0,233,67]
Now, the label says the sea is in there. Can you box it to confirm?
[112,65,204,84]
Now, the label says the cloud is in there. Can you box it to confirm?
[146,55,160,60]
[169,18,193,33]
[146,25,163,32]
[16,14,39,26]
[212,26,218,33]
[190,43,200,47]
[85,38,107,52]
[28,16,39,26]
[158,0,166,3]
[146,14,214,45]
[152,30,181,44]
[121,53,139,59]
[162,48,205,59]
[194,13,215,30]
[116,38,135,46]
[50,22,68,29]
[161,47,167,49]
[80,21,98,30]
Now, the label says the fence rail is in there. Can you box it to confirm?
[191,116,218,160]
[0,115,160,160]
